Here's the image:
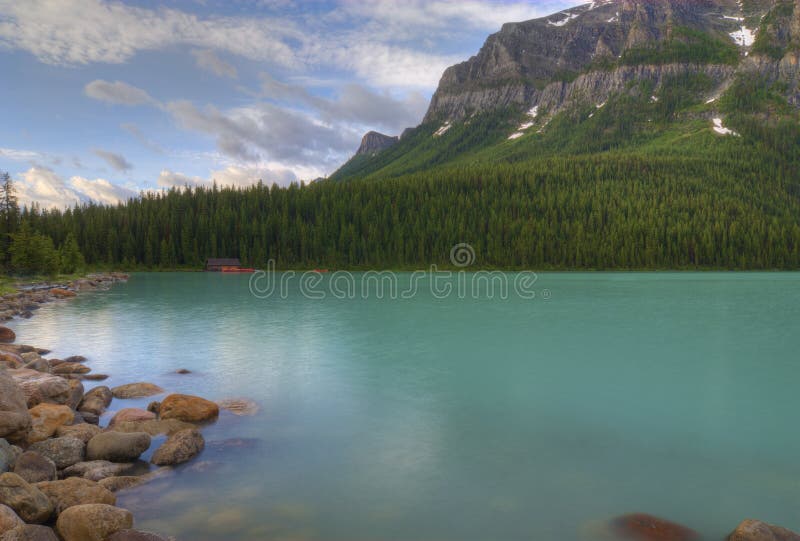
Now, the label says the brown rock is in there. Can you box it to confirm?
[61,461,136,482]
[65,380,84,410]
[108,409,156,428]
[8,370,71,407]
[0,503,23,535]
[55,504,133,541]
[55,424,102,443]
[11,452,55,484]
[0,524,59,541]
[727,519,800,541]
[34,478,115,515]
[80,374,108,381]
[0,372,31,444]
[159,394,219,423]
[0,353,23,370]
[86,432,151,462]
[611,513,700,541]
[0,473,53,523]
[51,363,90,376]
[27,404,74,443]
[27,438,85,469]
[151,428,204,466]
[0,327,15,344]
[63,356,86,364]
[110,419,195,436]
[146,402,160,414]
[77,386,112,416]
[96,476,144,493]
[49,289,76,299]
[111,383,164,399]
[175,368,191,374]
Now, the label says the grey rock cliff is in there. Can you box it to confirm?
[355,132,399,156]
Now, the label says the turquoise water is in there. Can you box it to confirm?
[7,272,800,540]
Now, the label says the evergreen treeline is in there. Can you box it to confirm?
[7,148,800,271]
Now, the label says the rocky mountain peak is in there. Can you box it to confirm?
[355,131,399,156]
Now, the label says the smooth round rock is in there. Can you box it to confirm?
[12,452,56,484]
[78,387,112,417]
[0,472,53,523]
[61,461,136,482]
[108,409,156,428]
[611,513,699,541]
[727,519,800,541]
[151,428,204,466]
[111,383,164,399]
[86,432,151,462]
[0,327,15,344]
[0,503,23,535]
[0,524,59,541]
[56,504,133,541]
[159,394,219,423]
[34,478,116,515]
[27,404,74,443]
[55,424,102,443]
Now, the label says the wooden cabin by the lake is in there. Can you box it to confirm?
[206,258,241,272]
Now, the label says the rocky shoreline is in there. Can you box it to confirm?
[1,275,799,541]
[0,274,257,541]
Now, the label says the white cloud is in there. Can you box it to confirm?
[14,166,137,209]
[191,49,238,78]
[0,0,299,67]
[158,165,302,189]
[0,147,43,161]
[84,80,156,106]
[93,149,133,171]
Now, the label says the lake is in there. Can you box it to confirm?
[8,272,800,540]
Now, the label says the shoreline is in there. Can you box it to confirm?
[0,274,255,541]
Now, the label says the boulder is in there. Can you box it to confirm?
[86,432,151,462]
[0,328,14,344]
[64,380,84,410]
[0,524,59,541]
[111,383,164,399]
[61,461,136,482]
[0,372,31,444]
[55,504,133,541]
[0,353,22,370]
[63,356,86,364]
[0,441,21,474]
[96,476,144,493]
[20,354,48,374]
[0,504,23,536]
[727,519,800,541]
[48,289,76,299]
[109,409,156,428]
[28,438,85,469]
[27,404,74,443]
[79,412,99,425]
[151,429,204,466]
[8,370,71,407]
[0,473,53,523]
[217,398,259,416]
[77,387,112,417]
[12,453,56,484]
[33,478,115,515]
[81,374,108,382]
[159,394,219,423]
[107,530,169,541]
[146,402,160,415]
[55,424,101,443]
[611,514,700,541]
[110,419,194,436]
[51,363,90,376]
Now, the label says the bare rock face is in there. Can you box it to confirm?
[727,519,800,541]
[0,373,31,444]
[355,131,399,156]
[55,504,133,541]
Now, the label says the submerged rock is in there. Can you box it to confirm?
[106,418,194,436]
[106,530,170,541]
[111,383,164,399]
[34,478,115,515]
[159,394,219,423]
[217,398,259,416]
[109,409,156,428]
[86,432,151,462]
[52,363,90,376]
[727,519,800,541]
[0,473,53,524]
[12,453,56,484]
[611,513,699,541]
[56,503,133,541]
[0,327,15,344]
[151,429,204,466]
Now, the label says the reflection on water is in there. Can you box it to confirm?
[8,272,800,540]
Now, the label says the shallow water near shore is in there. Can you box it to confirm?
[7,272,800,540]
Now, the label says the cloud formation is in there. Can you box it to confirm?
[93,149,133,171]
[84,80,156,105]
[14,166,137,209]
[191,49,237,79]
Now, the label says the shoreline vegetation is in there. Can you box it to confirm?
[0,276,798,540]
[0,273,260,540]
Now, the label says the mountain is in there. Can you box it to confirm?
[355,131,399,156]
[331,0,800,181]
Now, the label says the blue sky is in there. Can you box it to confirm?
[0,0,582,208]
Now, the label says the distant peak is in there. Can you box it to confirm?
[356,131,399,156]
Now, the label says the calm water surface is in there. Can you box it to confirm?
[8,272,800,540]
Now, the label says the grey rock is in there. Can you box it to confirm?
[12,453,56,484]
[0,524,59,541]
[151,428,204,466]
[0,373,30,444]
[355,131,399,156]
[77,386,112,416]
[28,438,85,470]
[86,432,151,462]
[61,461,136,482]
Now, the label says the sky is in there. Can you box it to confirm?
[0,0,583,209]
